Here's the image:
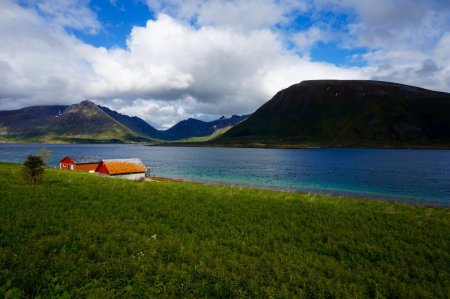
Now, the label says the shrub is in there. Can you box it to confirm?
[22,155,45,185]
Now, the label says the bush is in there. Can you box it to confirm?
[22,155,45,185]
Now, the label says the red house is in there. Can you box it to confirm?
[95,158,147,180]
[59,156,101,172]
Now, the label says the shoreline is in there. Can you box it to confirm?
[2,159,447,208]
[146,175,449,208]
[2,141,450,150]
[145,142,450,150]
[2,162,448,297]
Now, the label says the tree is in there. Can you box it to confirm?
[37,147,52,166]
[23,155,45,185]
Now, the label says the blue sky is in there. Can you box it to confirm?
[71,0,154,48]
[1,0,450,127]
[68,0,368,66]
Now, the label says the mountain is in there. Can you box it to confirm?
[0,105,68,136]
[216,80,450,148]
[0,100,153,143]
[0,100,248,143]
[159,114,249,140]
[100,105,248,141]
[99,106,166,140]
[48,100,152,142]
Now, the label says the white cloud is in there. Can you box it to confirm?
[293,26,332,52]
[93,13,365,126]
[144,0,308,30]
[0,1,96,107]
[196,0,285,31]
[310,0,450,91]
[97,98,185,129]
[116,14,364,114]
[1,0,449,128]
[345,0,448,51]
[19,0,101,33]
[0,2,365,126]
[144,0,203,21]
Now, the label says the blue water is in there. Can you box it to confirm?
[1,144,449,207]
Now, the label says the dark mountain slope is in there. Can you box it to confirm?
[99,106,165,139]
[212,115,250,130]
[100,105,248,140]
[0,100,248,143]
[217,80,450,147]
[0,105,67,136]
[50,101,131,135]
[160,115,249,140]
[163,118,210,140]
[0,101,153,143]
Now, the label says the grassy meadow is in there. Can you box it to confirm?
[0,162,449,298]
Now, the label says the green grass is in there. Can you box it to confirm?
[0,163,449,298]
[0,134,154,144]
[176,126,234,143]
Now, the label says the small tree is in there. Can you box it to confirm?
[23,155,45,185]
[37,147,52,166]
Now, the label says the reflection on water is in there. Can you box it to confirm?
[1,143,449,206]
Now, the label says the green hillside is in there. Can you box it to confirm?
[47,100,153,143]
[0,101,248,144]
[0,162,448,297]
[174,126,234,142]
[217,80,450,148]
[0,101,154,143]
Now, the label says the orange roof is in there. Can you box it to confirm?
[103,160,146,175]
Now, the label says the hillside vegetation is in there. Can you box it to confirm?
[217,80,450,148]
[0,162,449,297]
[0,101,153,144]
[0,101,247,143]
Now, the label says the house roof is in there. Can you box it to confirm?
[61,156,101,164]
[101,158,146,175]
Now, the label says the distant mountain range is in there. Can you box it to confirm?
[215,80,450,148]
[0,100,249,143]
[2,80,450,147]
[99,105,248,141]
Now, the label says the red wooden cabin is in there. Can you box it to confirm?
[95,158,147,180]
[59,156,101,172]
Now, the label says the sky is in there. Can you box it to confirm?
[1,0,449,128]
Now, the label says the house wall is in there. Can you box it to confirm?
[112,173,146,180]
[74,163,100,172]
[60,162,73,170]
[60,157,74,170]
[95,162,109,174]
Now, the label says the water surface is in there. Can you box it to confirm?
[1,144,449,206]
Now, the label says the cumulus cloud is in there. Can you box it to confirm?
[144,0,307,30]
[293,26,332,52]
[96,98,187,129]
[91,13,364,127]
[0,1,96,108]
[0,0,365,128]
[19,0,101,33]
[341,0,449,50]
[309,0,450,90]
[0,0,449,128]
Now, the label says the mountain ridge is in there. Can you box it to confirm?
[3,79,449,147]
[214,80,450,148]
[0,100,249,143]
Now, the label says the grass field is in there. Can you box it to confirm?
[0,162,449,298]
